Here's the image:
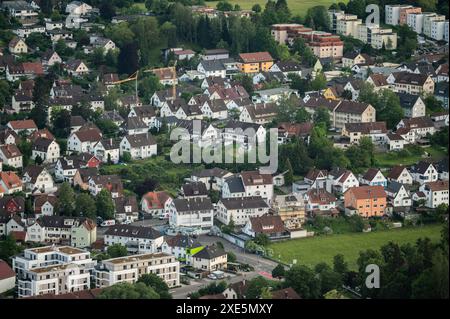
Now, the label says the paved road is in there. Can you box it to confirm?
[170,271,260,299]
[197,235,278,273]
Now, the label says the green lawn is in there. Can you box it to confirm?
[374,145,447,168]
[205,0,339,16]
[134,1,339,16]
[270,224,443,269]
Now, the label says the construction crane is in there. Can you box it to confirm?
[111,60,178,103]
[144,60,178,100]
[111,70,139,103]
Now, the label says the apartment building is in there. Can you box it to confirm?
[387,72,435,95]
[344,186,387,217]
[407,12,425,33]
[169,197,214,233]
[271,24,344,59]
[94,253,180,288]
[385,5,421,26]
[216,196,269,226]
[238,52,274,74]
[423,13,446,40]
[104,225,164,254]
[12,246,95,298]
[328,10,397,50]
[419,180,449,208]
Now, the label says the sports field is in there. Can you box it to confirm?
[205,0,339,16]
[270,224,443,269]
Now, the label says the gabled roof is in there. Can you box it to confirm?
[391,71,430,86]
[240,170,272,186]
[249,215,285,234]
[362,168,383,182]
[105,224,162,239]
[274,60,302,72]
[165,234,202,249]
[424,180,449,192]
[385,181,405,194]
[0,144,22,158]
[0,260,15,280]
[411,161,435,174]
[345,185,386,199]
[306,189,337,204]
[23,165,47,183]
[224,175,245,193]
[192,245,226,259]
[182,182,208,197]
[305,168,328,181]
[271,287,301,299]
[397,93,422,110]
[192,167,230,179]
[142,191,172,209]
[172,197,213,212]
[124,133,156,147]
[0,171,22,189]
[73,128,102,142]
[220,196,269,210]
[238,52,273,63]
[388,165,410,180]
[8,119,37,130]
[344,122,387,134]
[32,137,55,152]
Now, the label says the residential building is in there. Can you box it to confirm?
[216,196,269,226]
[238,52,274,74]
[385,181,412,208]
[397,93,426,118]
[272,194,305,229]
[104,225,164,254]
[140,191,173,218]
[388,166,413,185]
[419,181,449,208]
[31,138,60,164]
[304,188,337,213]
[88,175,123,198]
[113,196,139,223]
[410,161,439,185]
[0,171,23,195]
[360,168,387,187]
[120,133,157,160]
[67,128,102,153]
[169,198,214,233]
[8,37,28,54]
[327,168,360,194]
[191,245,227,272]
[342,122,387,145]
[12,245,95,297]
[242,215,290,240]
[344,186,387,217]
[0,259,15,294]
[0,145,23,168]
[22,166,56,194]
[387,72,435,95]
[94,253,179,288]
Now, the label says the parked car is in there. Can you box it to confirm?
[207,274,217,280]
[122,220,132,225]
[100,220,116,227]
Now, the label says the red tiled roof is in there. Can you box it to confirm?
[239,52,273,63]
[8,119,38,130]
[0,260,15,280]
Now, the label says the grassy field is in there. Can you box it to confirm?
[133,1,339,16]
[205,0,338,16]
[374,145,447,168]
[270,224,443,269]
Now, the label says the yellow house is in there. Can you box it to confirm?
[238,52,274,74]
[323,87,339,100]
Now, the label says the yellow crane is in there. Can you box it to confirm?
[112,60,178,103]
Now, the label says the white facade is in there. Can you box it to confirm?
[94,253,180,288]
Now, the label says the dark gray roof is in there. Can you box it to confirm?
[104,224,162,240]
[182,182,208,197]
[385,181,404,194]
[172,197,213,212]
[219,196,268,210]
[124,133,156,147]
[224,175,245,193]
[199,59,226,72]
[397,93,421,110]
[192,245,226,259]
[166,234,202,249]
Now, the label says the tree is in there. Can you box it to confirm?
[313,106,331,130]
[134,178,159,197]
[304,5,330,31]
[34,154,43,165]
[311,72,327,91]
[0,234,23,264]
[96,189,115,220]
[51,109,71,138]
[333,254,349,276]
[295,107,311,123]
[56,182,76,216]
[314,263,342,295]
[227,251,237,263]
[424,95,445,114]
[284,158,294,185]
[272,264,286,278]
[97,282,160,299]
[285,264,321,299]
[254,233,270,247]
[118,41,139,75]
[137,273,172,299]
[95,119,119,137]
[100,0,116,21]
[252,4,262,12]
[260,287,273,299]
[246,276,271,298]
[216,1,233,11]
[75,193,97,219]
[107,244,128,258]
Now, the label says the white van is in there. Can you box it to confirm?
[101,220,116,227]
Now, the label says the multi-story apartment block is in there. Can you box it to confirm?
[419,181,449,208]
[169,197,214,233]
[387,72,435,95]
[385,5,421,26]
[12,246,95,298]
[344,186,387,217]
[407,12,425,33]
[423,13,446,39]
[104,225,164,254]
[216,196,269,226]
[94,253,180,288]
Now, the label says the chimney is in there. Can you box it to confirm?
[284,290,288,298]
